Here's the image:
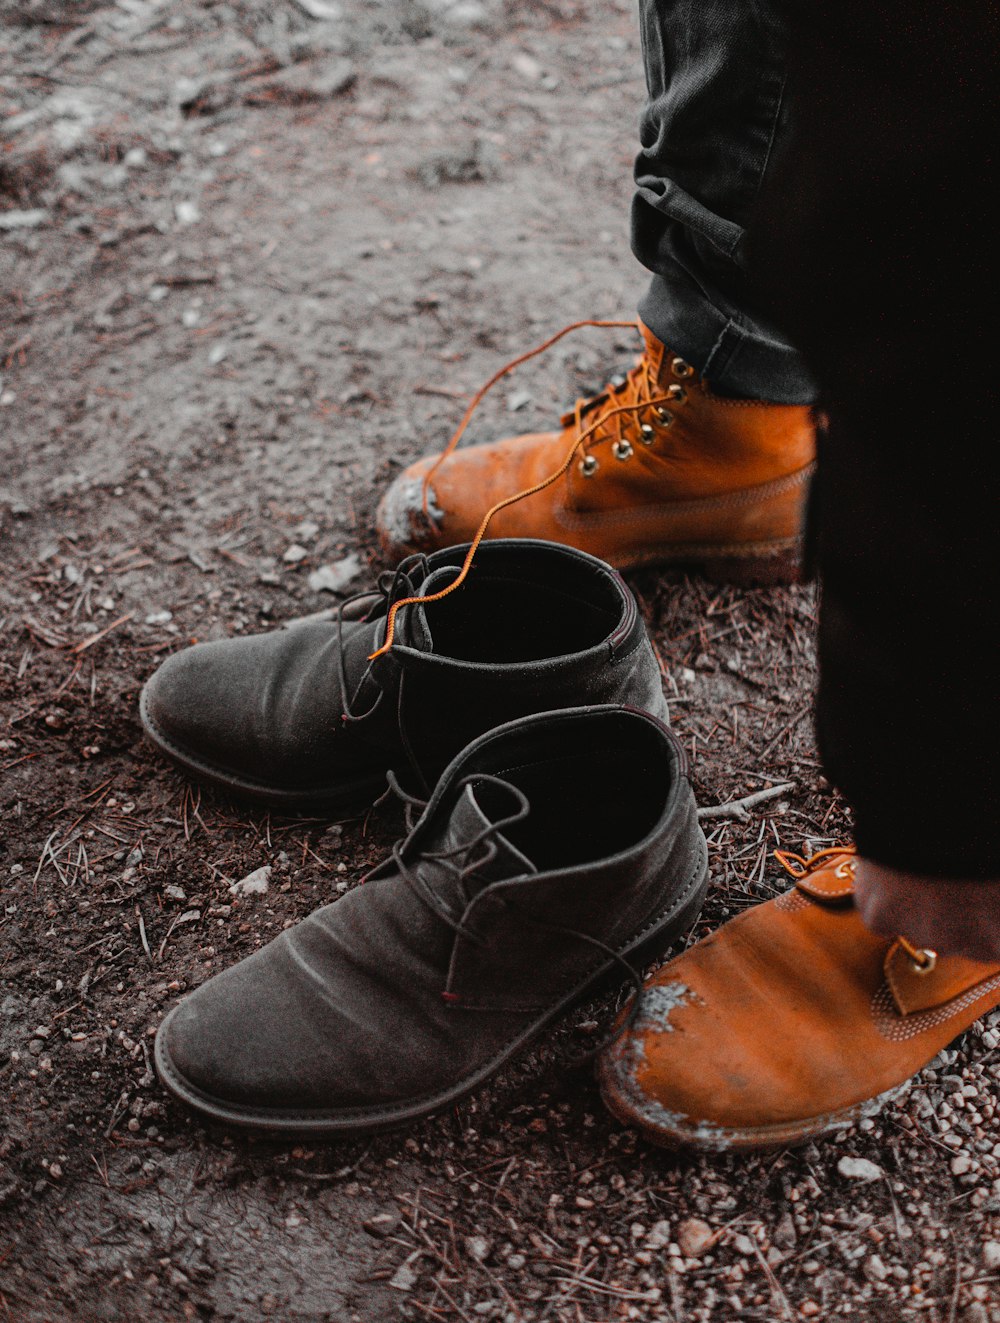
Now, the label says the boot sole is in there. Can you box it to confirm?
[611,539,803,587]
[154,838,709,1134]
[597,1065,914,1154]
[139,681,387,814]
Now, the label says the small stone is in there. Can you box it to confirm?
[983,1240,1000,1269]
[837,1156,884,1182]
[283,543,310,564]
[229,866,272,897]
[362,1212,399,1239]
[864,1254,888,1283]
[952,1152,973,1176]
[389,1261,419,1292]
[645,1220,672,1251]
[774,1212,797,1249]
[0,209,49,231]
[308,553,363,594]
[465,1235,492,1263]
[677,1218,715,1258]
[175,201,200,225]
[144,610,173,625]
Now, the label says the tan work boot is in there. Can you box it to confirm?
[377,321,817,584]
[596,847,1000,1151]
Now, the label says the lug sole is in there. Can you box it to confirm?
[139,682,388,814]
[154,844,709,1135]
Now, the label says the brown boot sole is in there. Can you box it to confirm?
[597,1061,912,1153]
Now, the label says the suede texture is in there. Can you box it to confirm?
[140,539,669,808]
[155,706,708,1132]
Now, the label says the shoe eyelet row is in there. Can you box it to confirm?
[580,454,599,476]
[612,440,633,461]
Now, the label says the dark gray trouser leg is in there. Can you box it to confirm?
[631,0,815,402]
[750,1,1000,877]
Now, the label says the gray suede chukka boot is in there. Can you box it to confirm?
[154,705,708,1134]
[140,539,668,812]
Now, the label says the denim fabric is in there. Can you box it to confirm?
[632,0,815,402]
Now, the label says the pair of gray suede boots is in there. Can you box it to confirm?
[143,539,708,1134]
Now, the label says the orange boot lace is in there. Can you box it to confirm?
[370,318,679,659]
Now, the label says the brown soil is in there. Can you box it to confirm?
[2,3,999,1321]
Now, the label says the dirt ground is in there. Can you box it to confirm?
[3,3,1000,1321]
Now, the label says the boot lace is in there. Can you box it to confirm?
[370,319,680,660]
[384,771,650,1061]
[337,554,431,725]
[773,845,938,974]
[773,844,857,879]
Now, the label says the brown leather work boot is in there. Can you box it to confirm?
[597,847,1000,1151]
[377,321,817,584]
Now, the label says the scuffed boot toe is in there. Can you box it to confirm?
[156,953,328,1123]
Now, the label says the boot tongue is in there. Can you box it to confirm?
[406,564,466,654]
[339,561,440,682]
[637,317,670,387]
[358,564,455,659]
[426,780,537,900]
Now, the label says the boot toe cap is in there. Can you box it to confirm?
[377,458,446,556]
[141,639,260,778]
[156,951,343,1119]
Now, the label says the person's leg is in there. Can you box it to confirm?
[376,0,817,580]
[597,0,1000,1151]
[752,0,1000,905]
[632,0,814,403]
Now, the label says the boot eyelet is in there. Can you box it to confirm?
[655,407,674,426]
[612,440,634,461]
[580,454,599,476]
[833,859,857,880]
[910,948,938,976]
[639,424,655,445]
[899,935,938,976]
[666,384,687,403]
[671,357,694,379]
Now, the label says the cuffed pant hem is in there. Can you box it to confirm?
[638,271,817,404]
